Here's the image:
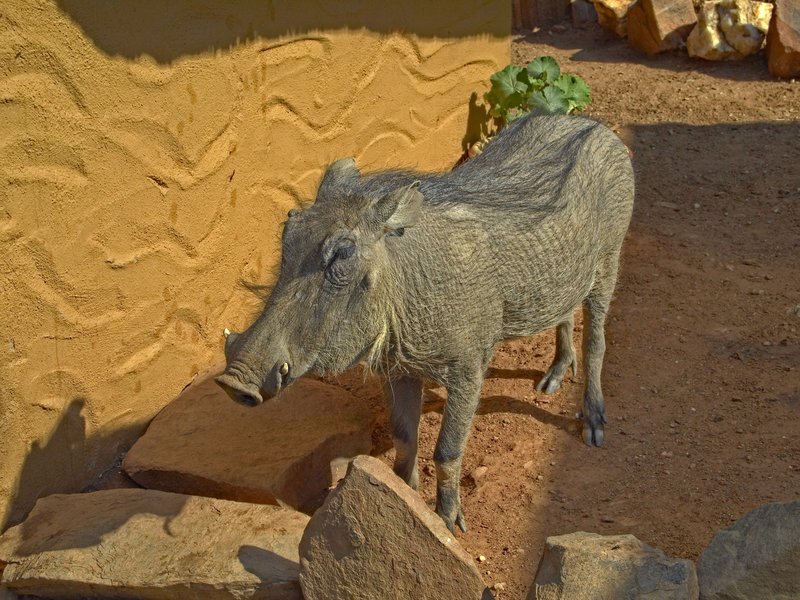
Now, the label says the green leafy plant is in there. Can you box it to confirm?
[484,56,591,128]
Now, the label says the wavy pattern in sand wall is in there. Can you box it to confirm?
[0,0,509,528]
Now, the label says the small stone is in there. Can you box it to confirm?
[0,489,308,599]
[657,201,681,210]
[628,0,697,54]
[601,516,615,523]
[591,0,638,36]
[767,0,800,78]
[698,500,800,599]
[529,532,698,599]
[471,466,489,482]
[468,142,484,159]
[479,555,488,562]
[299,456,491,600]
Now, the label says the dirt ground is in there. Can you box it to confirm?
[327,23,800,598]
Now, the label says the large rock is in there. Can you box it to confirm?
[299,456,493,600]
[687,0,772,60]
[697,499,800,600]
[627,0,697,54]
[529,532,698,600]
[719,0,772,54]
[591,0,638,36]
[0,488,309,599]
[122,367,374,513]
[766,0,800,78]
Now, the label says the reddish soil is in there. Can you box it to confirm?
[330,23,800,598]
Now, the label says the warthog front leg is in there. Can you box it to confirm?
[537,313,578,395]
[384,375,423,490]
[434,363,486,533]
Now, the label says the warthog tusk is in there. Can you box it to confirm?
[280,363,289,376]
[223,328,231,339]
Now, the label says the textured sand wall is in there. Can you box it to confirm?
[0,1,509,527]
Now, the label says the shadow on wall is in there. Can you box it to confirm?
[1,399,145,532]
[462,93,493,157]
[56,0,508,64]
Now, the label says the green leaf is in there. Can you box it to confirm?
[488,105,506,119]
[527,56,561,83]
[552,74,592,112]
[528,85,570,114]
[489,65,530,103]
[484,88,502,108]
[506,108,530,123]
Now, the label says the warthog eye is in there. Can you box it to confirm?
[324,243,356,287]
[334,244,355,261]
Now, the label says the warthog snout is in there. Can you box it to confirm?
[215,359,293,406]
[215,373,264,407]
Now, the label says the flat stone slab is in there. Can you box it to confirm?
[767,0,800,78]
[697,499,800,600]
[122,367,374,513]
[299,456,493,600]
[529,531,698,599]
[0,488,309,599]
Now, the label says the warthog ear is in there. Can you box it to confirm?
[316,158,360,203]
[369,181,423,235]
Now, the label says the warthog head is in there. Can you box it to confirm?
[215,159,422,406]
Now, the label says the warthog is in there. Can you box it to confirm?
[216,112,634,532]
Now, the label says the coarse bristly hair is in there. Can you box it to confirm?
[344,114,632,385]
[222,111,633,404]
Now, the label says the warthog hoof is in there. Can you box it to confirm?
[579,410,607,447]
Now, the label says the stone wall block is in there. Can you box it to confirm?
[299,456,493,600]
[767,0,800,77]
[122,367,375,514]
[0,489,309,599]
[697,500,800,600]
[529,531,699,600]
